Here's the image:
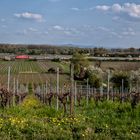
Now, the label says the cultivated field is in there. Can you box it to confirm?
[0,60,70,86]
[90,61,140,71]
[0,60,139,89]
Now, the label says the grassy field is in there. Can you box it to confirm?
[0,94,139,140]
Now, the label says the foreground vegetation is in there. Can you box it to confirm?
[0,95,140,140]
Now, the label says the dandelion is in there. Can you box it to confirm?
[82,134,85,137]
[131,132,135,135]
[105,124,108,128]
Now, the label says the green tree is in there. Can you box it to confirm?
[111,71,129,89]
[71,53,89,80]
[85,70,102,88]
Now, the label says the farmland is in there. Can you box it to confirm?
[0,59,140,139]
[0,60,70,74]
[91,61,140,71]
[0,60,70,86]
[0,60,139,86]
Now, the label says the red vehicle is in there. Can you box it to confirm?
[15,55,29,59]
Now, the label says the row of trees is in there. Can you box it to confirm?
[0,44,140,57]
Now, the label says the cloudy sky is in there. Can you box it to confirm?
[0,0,140,48]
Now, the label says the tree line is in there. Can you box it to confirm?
[0,43,139,57]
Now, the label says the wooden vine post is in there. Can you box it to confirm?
[86,78,89,106]
[74,81,77,106]
[7,66,11,92]
[107,70,110,100]
[121,79,124,102]
[70,63,74,115]
[56,67,59,111]
[13,77,16,107]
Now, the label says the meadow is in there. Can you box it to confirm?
[0,94,140,140]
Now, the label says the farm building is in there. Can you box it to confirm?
[15,55,29,59]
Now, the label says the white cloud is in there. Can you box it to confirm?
[96,5,110,11]
[14,12,43,22]
[110,31,118,36]
[71,8,80,11]
[28,27,38,32]
[63,31,72,35]
[53,25,64,30]
[112,4,122,13]
[122,31,136,36]
[96,26,128,38]
[96,3,140,19]
[121,27,136,36]
[98,26,110,32]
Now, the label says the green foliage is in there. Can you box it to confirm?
[85,69,102,88]
[52,58,61,62]
[71,53,89,80]
[28,83,33,94]
[0,95,140,139]
[111,71,130,89]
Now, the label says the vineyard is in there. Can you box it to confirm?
[0,60,140,139]
[0,60,70,85]
[0,84,140,139]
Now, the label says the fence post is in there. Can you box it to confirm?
[13,77,16,106]
[107,70,110,100]
[86,78,89,106]
[122,79,124,102]
[70,64,74,115]
[74,81,77,106]
[7,66,11,92]
[56,67,59,111]
[46,81,48,94]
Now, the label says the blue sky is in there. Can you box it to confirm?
[0,0,140,48]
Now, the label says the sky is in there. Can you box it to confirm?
[0,0,140,48]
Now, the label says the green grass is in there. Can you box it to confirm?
[0,95,140,140]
